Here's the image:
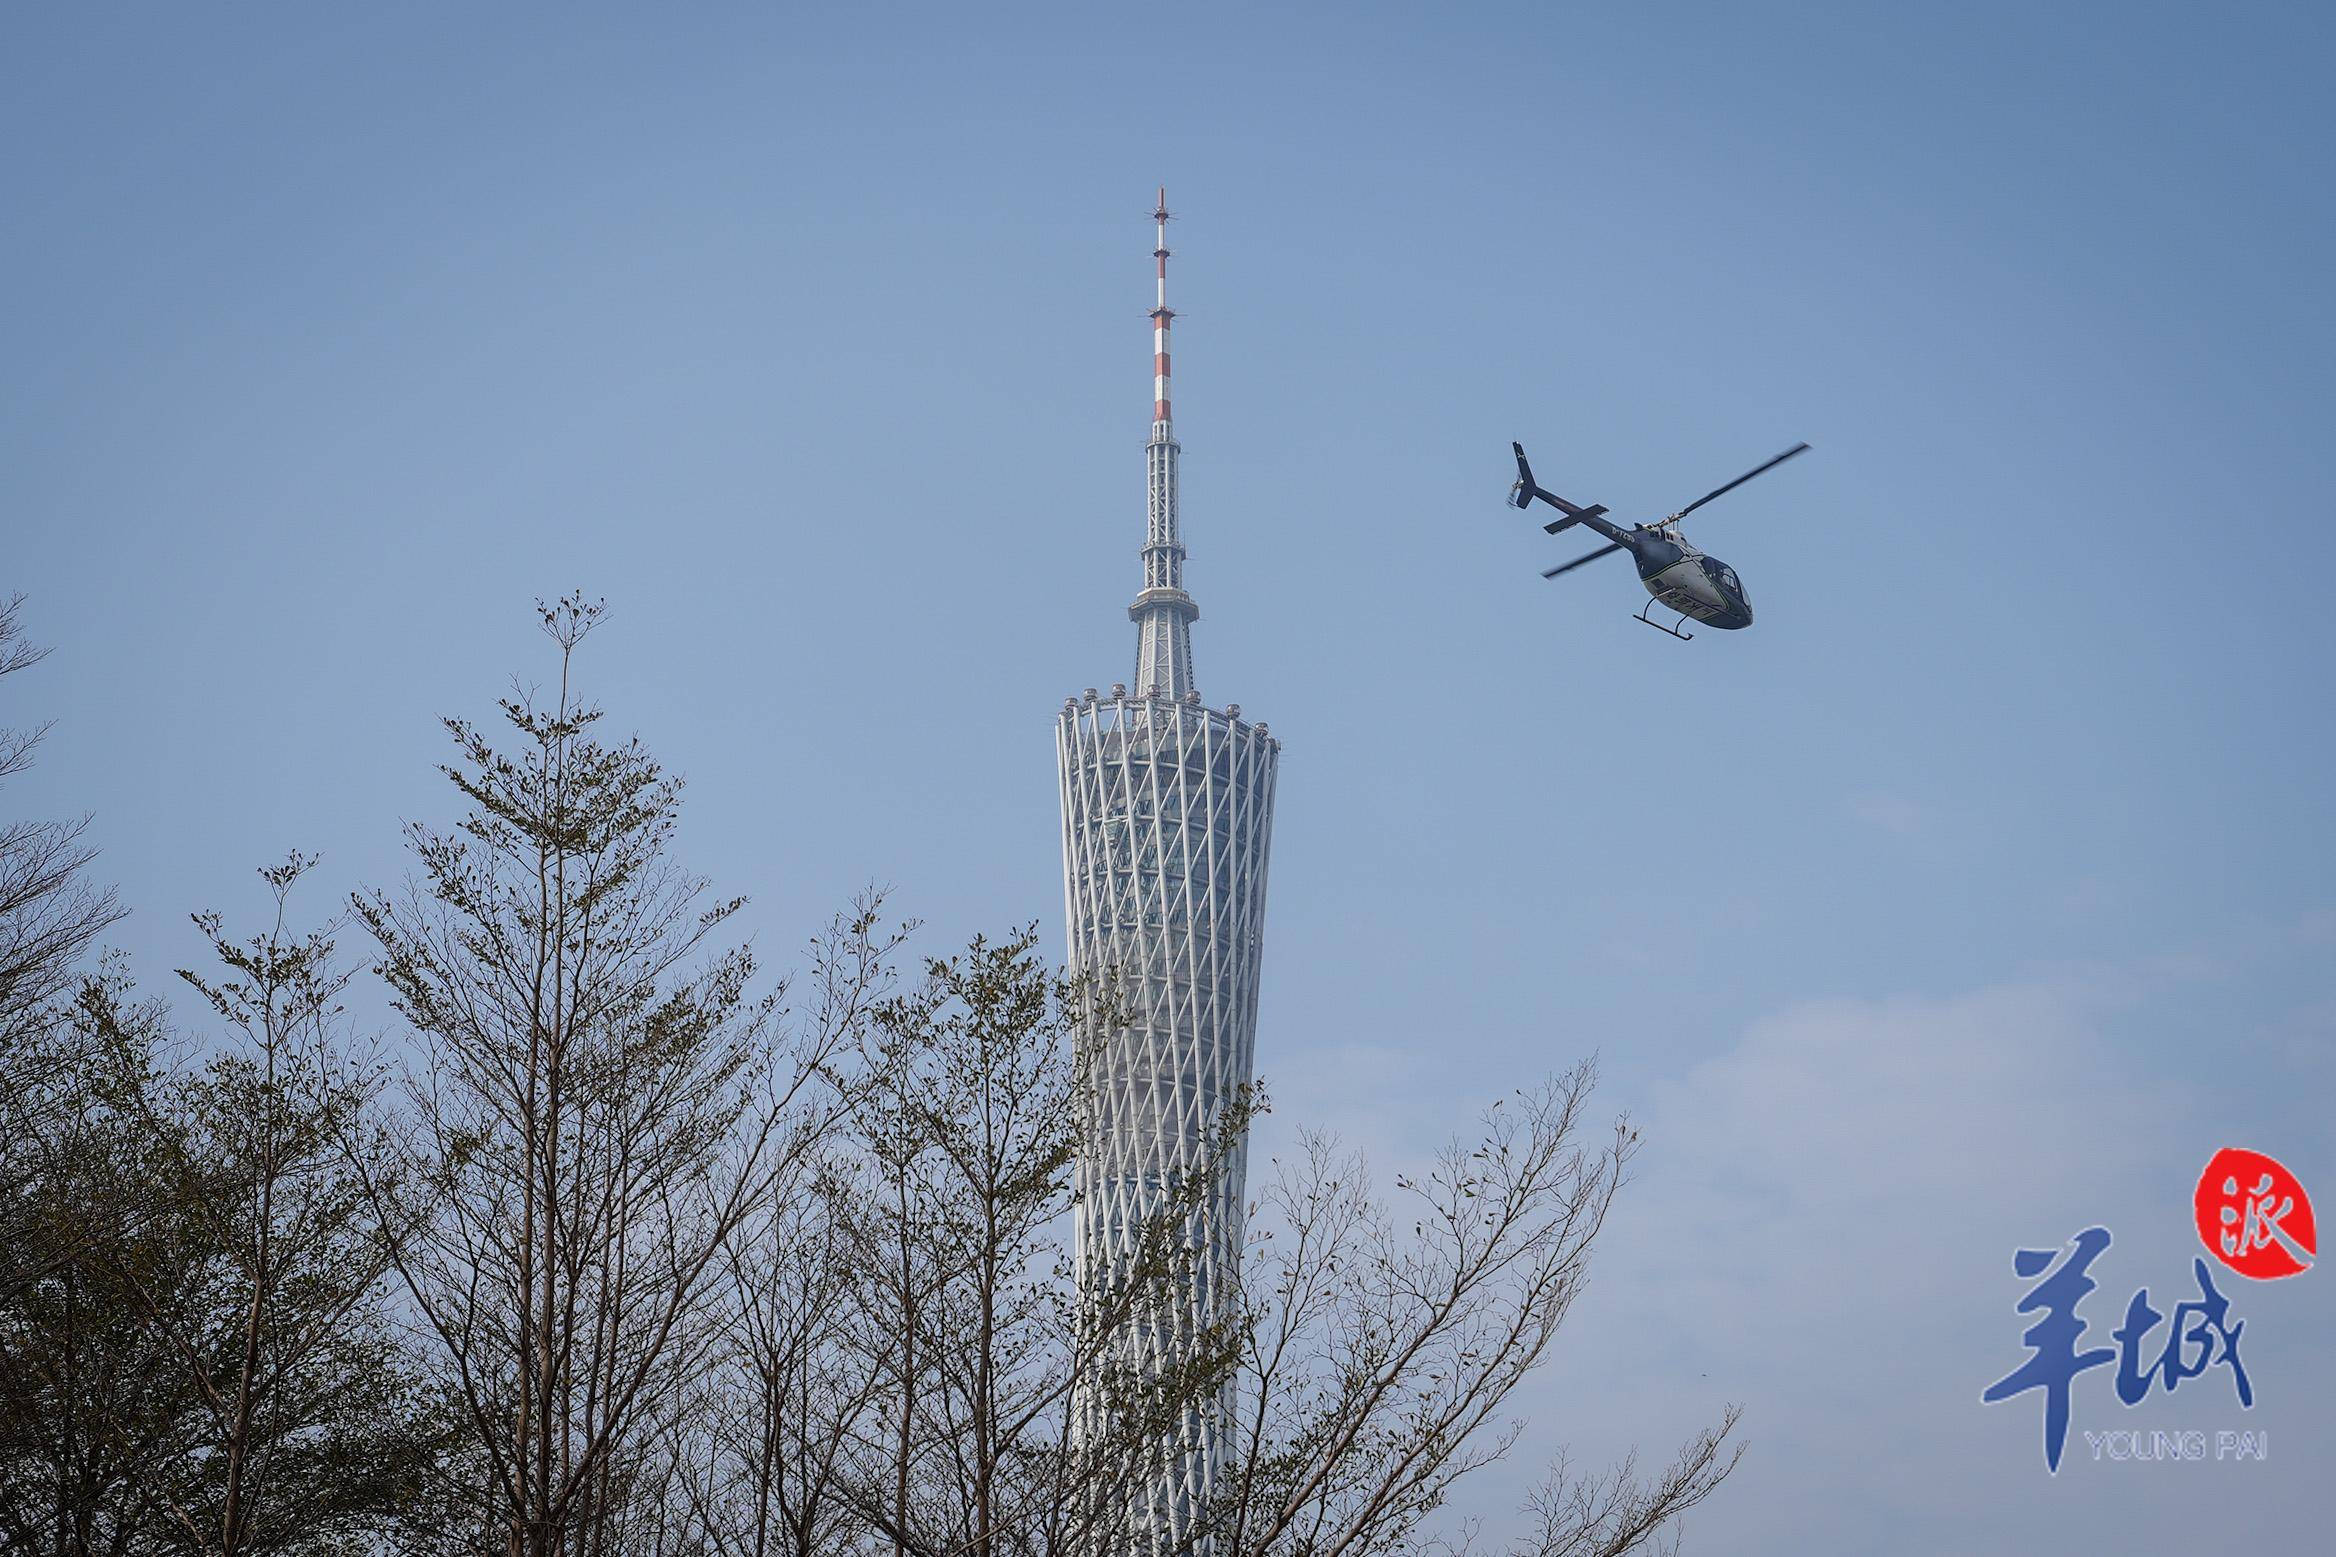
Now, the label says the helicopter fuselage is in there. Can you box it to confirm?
[1630,531,1752,630]
[1508,438,1804,637]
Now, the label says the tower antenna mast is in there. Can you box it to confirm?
[1132,187,1198,699]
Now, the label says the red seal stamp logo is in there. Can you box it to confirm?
[2194,1148,2315,1281]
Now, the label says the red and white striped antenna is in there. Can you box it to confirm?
[1151,186,1175,425]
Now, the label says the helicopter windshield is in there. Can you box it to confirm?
[1700,558,1745,600]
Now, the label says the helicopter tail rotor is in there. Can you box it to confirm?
[1507,442,1538,509]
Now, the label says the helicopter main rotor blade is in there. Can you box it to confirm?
[1542,541,1626,578]
[1670,441,1812,522]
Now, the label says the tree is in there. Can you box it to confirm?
[138,855,444,1555]
[661,905,908,1557]
[0,866,449,1557]
[0,595,170,1557]
[827,930,1125,1557]
[0,594,122,1046]
[353,596,875,1557]
[1209,1061,1739,1557]
[0,976,198,1557]
[1,594,127,1289]
[684,926,1252,1557]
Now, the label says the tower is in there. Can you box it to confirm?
[1056,191,1279,1552]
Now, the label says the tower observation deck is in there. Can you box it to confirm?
[1056,191,1279,1554]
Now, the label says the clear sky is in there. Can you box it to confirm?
[6,3,2331,1548]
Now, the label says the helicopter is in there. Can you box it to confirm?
[1506,439,1811,640]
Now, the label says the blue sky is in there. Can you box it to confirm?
[6,3,2331,1547]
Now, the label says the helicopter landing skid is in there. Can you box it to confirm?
[1634,601,1695,641]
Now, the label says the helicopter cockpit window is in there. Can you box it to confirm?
[1702,559,1742,597]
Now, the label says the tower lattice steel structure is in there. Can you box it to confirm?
[1057,190,1279,1554]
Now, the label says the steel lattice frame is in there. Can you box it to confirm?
[1057,691,1277,1551]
